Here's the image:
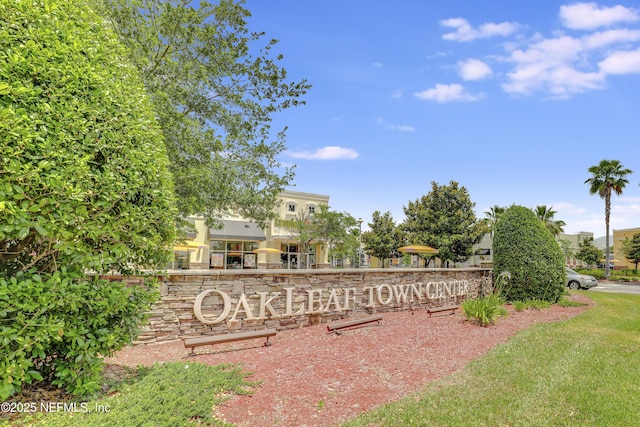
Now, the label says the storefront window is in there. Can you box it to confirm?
[280,243,316,269]
[210,240,225,251]
[243,241,259,251]
[173,251,190,270]
[209,240,259,269]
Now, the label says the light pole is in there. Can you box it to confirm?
[357,218,363,268]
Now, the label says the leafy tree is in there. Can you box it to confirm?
[558,239,574,263]
[484,205,505,237]
[585,159,633,278]
[534,205,566,236]
[96,0,311,228]
[575,236,603,268]
[285,206,358,268]
[493,206,565,302]
[362,211,401,268]
[0,0,177,398]
[288,208,316,269]
[621,233,640,271]
[402,181,488,266]
[312,206,359,265]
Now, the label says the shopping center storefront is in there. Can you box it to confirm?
[208,221,266,269]
[171,191,331,270]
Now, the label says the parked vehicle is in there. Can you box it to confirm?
[565,267,598,290]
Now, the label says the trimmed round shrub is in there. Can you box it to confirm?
[0,0,177,398]
[493,205,565,302]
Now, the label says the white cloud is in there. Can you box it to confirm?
[458,59,493,80]
[583,29,640,50]
[414,84,483,102]
[479,22,521,37]
[620,196,640,203]
[287,146,359,160]
[372,61,384,68]
[599,48,640,74]
[374,118,415,132]
[442,5,640,98]
[441,18,519,42]
[560,2,640,30]
[502,35,607,96]
[551,202,587,215]
[612,202,640,216]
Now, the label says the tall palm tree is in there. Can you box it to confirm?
[585,159,633,278]
[534,205,566,236]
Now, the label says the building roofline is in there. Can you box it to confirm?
[280,190,330,201]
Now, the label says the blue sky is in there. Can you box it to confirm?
[245,1,640,238]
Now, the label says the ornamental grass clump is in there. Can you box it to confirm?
[462,293,507,326]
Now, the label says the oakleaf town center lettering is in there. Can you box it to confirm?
[194,281,469,325]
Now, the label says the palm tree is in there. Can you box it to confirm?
[484,205,505,237]
[585,159,633,278]
[534,205,566,236]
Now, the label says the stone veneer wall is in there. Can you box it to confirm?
[134,268,492,345]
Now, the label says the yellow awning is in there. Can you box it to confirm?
[173,240,208,251]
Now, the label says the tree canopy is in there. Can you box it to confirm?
[362,211,402,268]
[621,233,640,270]
[534,205,566,236]
[1,0,177,398]
[96,0,311,227]
[575,236,603,268]
[402,181,488,265]
[286,205,358,268]
[312,206,359,264]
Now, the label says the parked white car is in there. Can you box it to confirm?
[565,267,598,290]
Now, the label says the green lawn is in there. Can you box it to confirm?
[343,291,640,427]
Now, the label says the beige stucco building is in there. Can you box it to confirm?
[613,227,640,269]
[557,231,594,268]
[172,190,331,270]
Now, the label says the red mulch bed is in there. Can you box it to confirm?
[107,294,593,426]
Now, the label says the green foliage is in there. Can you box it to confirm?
[621,233,640,270]
[577,268,605,280]
[461,294,507,326]
[608,274,637,282]
[513,299,552,311]
[533,205,566,236]
[557,297,587,308]
[96,0,311,228]
[312,206,359,262]
[493,205,565,303]
[402,181,488,265]
[0,0,177,399]
[13,362,258,426]
[362,211,402,268]
[345,292,640,427]
[0,272,159,399]
[575,236,603,267]
[585,159,633,278]
[284,205,358,268]
[483,205,505,237]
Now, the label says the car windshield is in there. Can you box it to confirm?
[565,268,578,275]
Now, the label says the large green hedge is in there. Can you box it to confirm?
[492,205,565,302]
[0,0,177,398]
